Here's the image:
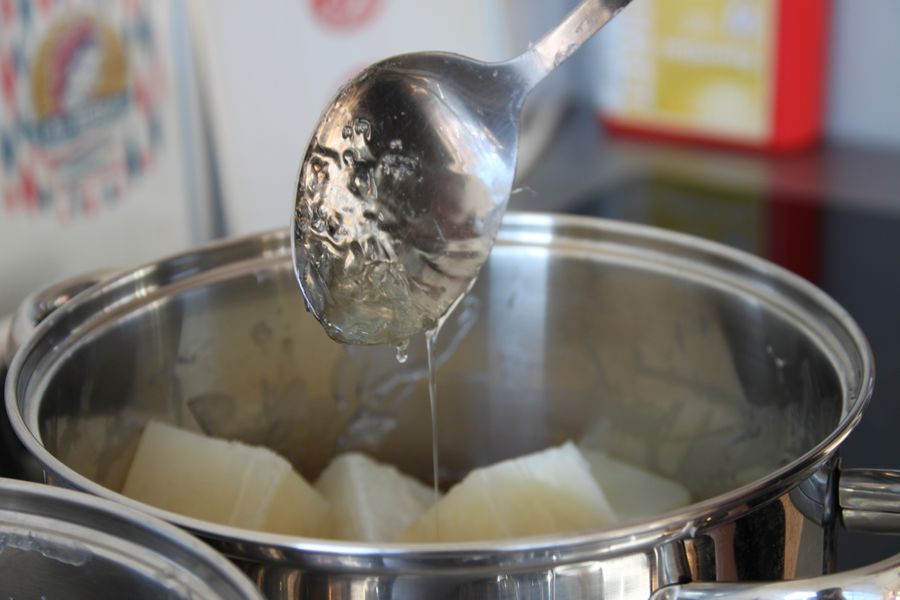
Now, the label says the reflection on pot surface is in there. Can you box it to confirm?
[7,214,888,599]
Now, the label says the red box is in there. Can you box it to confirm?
[599,0,830,153]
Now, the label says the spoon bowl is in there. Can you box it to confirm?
[293,54,524,345]
[293,0,633,345]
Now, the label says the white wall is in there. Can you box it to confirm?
[826,0,900,149]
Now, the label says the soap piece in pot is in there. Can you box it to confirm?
[400,441,616,543]
[580,448,692,522]
[122,421,330,537]
[315,452,436,542]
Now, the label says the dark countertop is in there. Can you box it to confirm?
[518,105,900,570]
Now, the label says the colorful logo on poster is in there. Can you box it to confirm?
[30,14,129,142]
[0,1,165,220]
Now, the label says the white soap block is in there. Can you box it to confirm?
[122,421,329,537]
[400,442,617,543]
[315,452,436,542]
[580,448,692,522]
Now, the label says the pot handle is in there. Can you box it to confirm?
[651,468,900,600]
[5,269,120,361]
[840,468,900,534]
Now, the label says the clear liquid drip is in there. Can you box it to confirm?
[425,326,440,539]
[395,340,409,364]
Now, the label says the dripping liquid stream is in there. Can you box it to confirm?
[394,296,472,539]
[425,327,440,539]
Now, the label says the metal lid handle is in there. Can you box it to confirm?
[651,553,900,600]
[841,468,900,534]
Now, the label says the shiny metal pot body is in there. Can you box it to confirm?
[0,477,262,599]
[5,214,899,599]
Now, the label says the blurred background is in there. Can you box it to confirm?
[1,0,898,570]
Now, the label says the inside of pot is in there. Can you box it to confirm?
[33,242,845,525]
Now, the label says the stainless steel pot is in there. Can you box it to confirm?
[0,477,263,599]
[5,213,899,599]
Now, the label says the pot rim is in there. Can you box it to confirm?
[0,477,263,598]
[5,212,875,572]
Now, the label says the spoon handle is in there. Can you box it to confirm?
[513,0,633,92]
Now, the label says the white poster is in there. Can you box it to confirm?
[0,0,209,315]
